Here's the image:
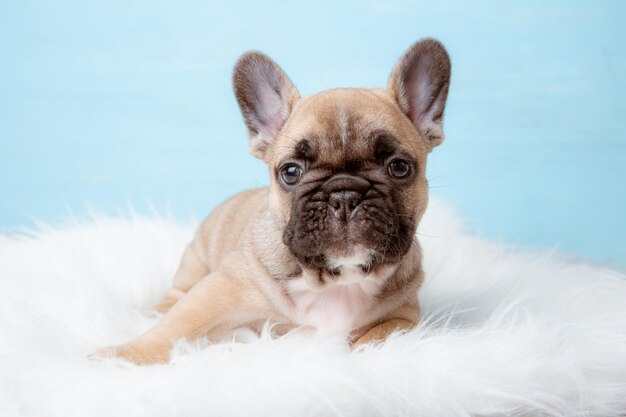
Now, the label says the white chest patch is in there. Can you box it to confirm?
[286,266,383,335]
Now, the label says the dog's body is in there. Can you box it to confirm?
[97,39,451,364]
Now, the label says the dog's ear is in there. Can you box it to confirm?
[388,39,451,150]
[233,52,300,159]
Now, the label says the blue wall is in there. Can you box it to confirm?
[1,1,625,268]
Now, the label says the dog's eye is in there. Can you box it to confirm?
[280,164,303,186]
[388,159,411,179]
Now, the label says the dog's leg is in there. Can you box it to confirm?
[352,303,419,348]
[98,270,271,365]
[153,244,210,314]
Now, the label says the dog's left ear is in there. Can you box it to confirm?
[388,39,451,150]
[233,51,300,159]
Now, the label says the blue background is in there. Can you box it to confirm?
[1,1,625,268]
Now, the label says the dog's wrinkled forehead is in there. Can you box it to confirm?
[268,88,427,165]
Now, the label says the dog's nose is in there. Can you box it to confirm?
[328,191,362,221]
[322,174,370,222]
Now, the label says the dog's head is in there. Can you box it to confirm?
[233,39,451,276]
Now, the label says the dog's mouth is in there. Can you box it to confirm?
[296,240,375,270]
[295,244,379,290]
[313,243,383,283]
[325,244,374,270]
[284,205,413,271]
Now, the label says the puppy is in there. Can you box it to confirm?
[96,38,451,365]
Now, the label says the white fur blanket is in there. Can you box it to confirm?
[1,198,625,417]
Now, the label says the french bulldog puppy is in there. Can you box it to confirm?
[97,38,451,365]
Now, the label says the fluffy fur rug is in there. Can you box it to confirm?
[1,198,625,417]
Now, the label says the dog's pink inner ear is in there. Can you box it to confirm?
[388,39,451,149]
[257,84,284,134]
[233,52,300,159]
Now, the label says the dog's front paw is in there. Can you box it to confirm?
[90,342,171,365]
[351,318,415,350]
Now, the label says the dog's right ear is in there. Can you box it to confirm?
[233,52,300,159]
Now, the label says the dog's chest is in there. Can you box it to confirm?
[286,268,381,335]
